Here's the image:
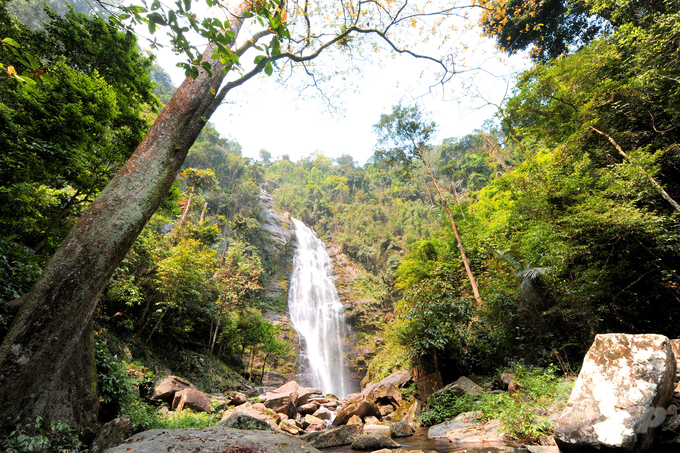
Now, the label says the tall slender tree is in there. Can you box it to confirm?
[374,104,482,305]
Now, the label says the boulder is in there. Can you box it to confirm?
[313,407,331,420]
[672,339,680,390]
[364,416,381,425]
[301,424,363,448]
[226,391,248,406]
[302,414,326,429]
[493,369,516,391]
[433,376,483,399]
[446,418,502,444]
[279,418,303,435]
[271,381,312,406]
[263,393,295,418]
[222,403,279,430]
[91,416,131,452]
[348,415,363,425]
[333,399,381,426]
[151,375,197,402]
[104,427,322,453]
[368,383,403,407]
[220,412,271,431]
[210,395,229,412]
[361,370,413,397]
[393,399,423,428]
[172,389,211,413]
[351,434,400,450]
[390,419,414,438]
[297,402,319,415]
[555,333,676,452]
[428,411,483,439]
[378,404,395,417]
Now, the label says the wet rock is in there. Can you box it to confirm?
[104,427,322,453]
[151,375,197,402]
[390,419,414,438]
[91,416,131,452]
[297,402,319,415]
[301,424,363,448]
[555,333,676,453]
[220,412,271,431]
[362,424,391,436]
[351,434,400,450]
[333,399,381,426]
[172,388,211,413]
[313,406,331,420]
[364,416,381,425]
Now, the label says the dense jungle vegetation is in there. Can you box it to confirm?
[1,0,679,444]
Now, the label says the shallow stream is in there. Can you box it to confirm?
[322,428,525,453]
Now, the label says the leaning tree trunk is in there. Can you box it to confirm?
[0,7,248,432]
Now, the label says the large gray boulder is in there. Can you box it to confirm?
[390,418,414,438]
[220,412,272,431]
[555,333,676,452]
[104,427,322,453]
[300,424,363,448]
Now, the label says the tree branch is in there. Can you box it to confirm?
[590,126,680,214]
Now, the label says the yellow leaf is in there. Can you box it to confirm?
[7,65,16,76]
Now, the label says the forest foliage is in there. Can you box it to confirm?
[0,0,679,439]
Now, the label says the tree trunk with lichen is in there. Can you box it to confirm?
[0,8,247,433]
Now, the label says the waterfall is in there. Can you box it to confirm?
[288,218,349,397]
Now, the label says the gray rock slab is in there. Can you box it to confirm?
[351,434,401,450]
[104,427,322,453]
[300,424,363,448]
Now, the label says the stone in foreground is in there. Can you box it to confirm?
[390,418,414,438]
[351,434,400,450]
[300,424,363,448]
[555,333,676,452]
[104,427,321,453]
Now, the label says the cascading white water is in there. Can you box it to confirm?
[288,218,349,397]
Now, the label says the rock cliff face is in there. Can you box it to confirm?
[257,188,300,383]
[327,245,391,388]
[258,190,386,390]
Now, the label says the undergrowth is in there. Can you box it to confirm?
[421,364,573,443]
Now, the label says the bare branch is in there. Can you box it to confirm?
[590,125,680,214]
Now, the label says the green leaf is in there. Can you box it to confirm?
[264,61,273,76]
[2,38,20,48]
